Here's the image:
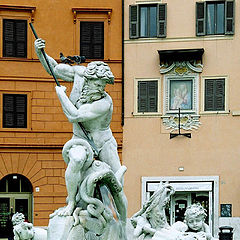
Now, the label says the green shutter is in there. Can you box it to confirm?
[157,4,167,38]
[215,79,225,110]
[148,81,158,112]
[196,2,206,36]
[138,81,158,113]
[205,79,225,111]
[138,82,148,112]
[225,0,234,35]
[205,79,214,111]
[129,5,139,39]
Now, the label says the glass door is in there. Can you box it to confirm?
[0,197,10,238]
[15,197,30,222]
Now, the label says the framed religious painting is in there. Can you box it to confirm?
[164,75,199,114]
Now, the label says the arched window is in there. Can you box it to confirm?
[0,174,33,193]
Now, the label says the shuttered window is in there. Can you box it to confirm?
[129,4,167,39]
[138,81,158,113]
[3,94,27,128]
[3,19,27,58]
[205,79,225,111]
[80,22,104,59]
[196,1,234,36]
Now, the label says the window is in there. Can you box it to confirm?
[204,78,225,111]
[3,19,27,58]
[3,94,27,128]
[136,80,159,114]
[80,22,104,59]
[196,1,234,36]
[129,4,167,39]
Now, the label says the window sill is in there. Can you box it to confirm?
[200,111,230,115]
[132,112,162,117]
[0,57,38,62]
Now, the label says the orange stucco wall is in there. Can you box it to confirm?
[0,0,122,226]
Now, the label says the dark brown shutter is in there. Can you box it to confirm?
[129,5,139,39]
[3,20,14,57]
[80,22,104,59]
[3,19,27,58]
[157,4,167,38]
[138,81,158,113]
[93,23,104,59]
[196,2,206,36]
[16,21,27,57]
[3,94,27,128]
[225,0,234,35]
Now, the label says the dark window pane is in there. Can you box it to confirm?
[0,198,10,237]
[0,178,6,192]
[15,199,28,221]
[8,176,20,192]
[216,3,224,34]
[21,177,33,193]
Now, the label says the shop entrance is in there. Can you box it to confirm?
[0,174,33,238]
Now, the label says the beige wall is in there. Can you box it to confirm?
[123,0,240,221]
[0,0,123,226]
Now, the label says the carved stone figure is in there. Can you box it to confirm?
[131,182,175,239]
[12,213,47,240]
[130,185,218,240]
[34,39,127,239]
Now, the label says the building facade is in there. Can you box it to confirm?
[0,0,123,236]
[123,0,240,237]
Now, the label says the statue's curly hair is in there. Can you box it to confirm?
[12,212,25,226]
[84,61,114,84]
[184,203,207,221]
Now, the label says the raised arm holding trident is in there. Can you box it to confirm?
[31,24,127,220]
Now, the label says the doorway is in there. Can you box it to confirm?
[0,174,33,238]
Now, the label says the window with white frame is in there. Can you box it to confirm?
[135,79,160,114]
[196,1,234,36]
[129,4,167,39]
[203,77,226,112]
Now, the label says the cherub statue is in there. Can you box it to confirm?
[12,213,47,240]
[176,203,215,240]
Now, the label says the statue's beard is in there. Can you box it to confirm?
[79,85,105,104]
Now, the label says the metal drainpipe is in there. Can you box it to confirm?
[121,0,125,126]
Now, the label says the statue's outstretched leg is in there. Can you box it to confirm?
[58,145,88,216]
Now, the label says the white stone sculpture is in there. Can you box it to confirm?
[12,213,47,240]
[34,39,127,239]
[130,185,218,240]
[130,182,175,239]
